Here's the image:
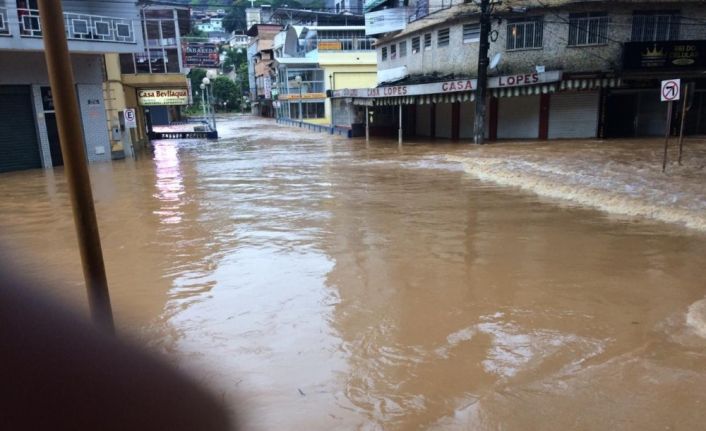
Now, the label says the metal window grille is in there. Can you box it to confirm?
[568,12,608,46]
[399,40,407,57]
[382,46,388,60]
[437,28,449,47]
[412,36,420,53]
[463,23,480,43]
[424,32,431,49]
[0,7,9,36]
[506,17,544,50]
[390,44,397,59]
[631,11,680,41]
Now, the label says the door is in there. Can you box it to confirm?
[497,95,540,139]
[44,113,64,167]
[0,86,41,173]
[548,92,600,139]
[605,93,637,138]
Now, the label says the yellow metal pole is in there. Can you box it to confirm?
[38,0,115,333]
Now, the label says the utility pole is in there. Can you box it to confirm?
[38,0,114,332]
[473,0,491,145]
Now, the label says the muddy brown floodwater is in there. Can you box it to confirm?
[1,116,706,430]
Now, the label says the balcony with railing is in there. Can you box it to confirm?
[14,7,136,43]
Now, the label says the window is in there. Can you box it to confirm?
[307,29,375,52]
[424,32,431,49]
[507,17,544,50]
[390,44,397,59]
[285,69,325,94]
[437,28,450,47]
[290,101,325,119]
[631,10,680,41]
[463,23,480,43]
[382,46,388,61]
[568,12,608,46]
[400,40,407,57]
[412,36,420,53]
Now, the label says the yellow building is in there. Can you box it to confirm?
[102,5,191,158]
[272,26,377,128]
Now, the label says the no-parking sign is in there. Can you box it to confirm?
[661,79,681,102]
[124,108,137,128]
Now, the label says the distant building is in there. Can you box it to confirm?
[196,17,224,33]
[273,24,377,129]
[109,4,192,151]
[229,33,250,50]
[326,0,364,14]
[246,23,284,117]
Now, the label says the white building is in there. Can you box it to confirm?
[0,0,143,173]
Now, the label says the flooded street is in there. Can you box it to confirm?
[2,116,706,430]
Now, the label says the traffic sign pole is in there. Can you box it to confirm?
[678,83,690,165]
[662,101,673,173]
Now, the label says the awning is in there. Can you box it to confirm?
[490,84,557,98]
[559,78,622,91]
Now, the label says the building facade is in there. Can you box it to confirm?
[110,5,191,152]
[0,0,143,173]
[247,23,283,117]
[342,0,706,140]
[273,24,378,127]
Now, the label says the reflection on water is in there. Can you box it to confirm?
[1,116,705,430]
[153,141,185,225]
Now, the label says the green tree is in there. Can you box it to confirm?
[212,76,240,111]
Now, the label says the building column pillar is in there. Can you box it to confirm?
[31,85,53,169]
[539,93,550,140]
[452,101,460,140]
[430,103,436,139]
[489,96,498,141]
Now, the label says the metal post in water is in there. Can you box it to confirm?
[473,0,491,145]
[365,105,370,143]
[662,100,673,173]
[678,83,689,165]
[398,103,403,146]
[37,0,114,332]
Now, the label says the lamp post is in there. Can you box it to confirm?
[294,74,303,123]
[199,83,207,120]
[202,75,217,131]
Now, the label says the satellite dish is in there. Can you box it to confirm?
[489,53,502,70]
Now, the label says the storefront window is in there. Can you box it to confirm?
[289,101,325,119]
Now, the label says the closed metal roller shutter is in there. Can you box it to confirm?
[435,103,452,139]
[0,86,41,173]
[497,95,540,139]
[459,101,475,138]
[459,102,488,139]
[416,104,431,137]
[548,92,600,139]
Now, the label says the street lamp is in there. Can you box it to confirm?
[199,83,207,119]
[294,74,303,122]
[202,76,216,130]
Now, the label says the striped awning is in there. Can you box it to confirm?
[368,92,477,106]
[351,78,618,106]
[559,78,622,91]
[490,84,557,98]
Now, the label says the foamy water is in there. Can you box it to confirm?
[687,299,706,339]
[448,139,706,231]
